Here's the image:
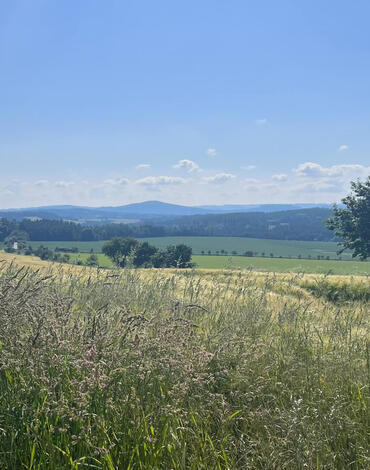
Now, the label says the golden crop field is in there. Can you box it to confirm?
[0,251,369,469]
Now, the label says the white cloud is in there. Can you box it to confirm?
[173,159,200,173]
[34,180,49,186]
[136,164,151,170]
[206,148,217,156]
[272,173,288,181]
[55,181,75,188]
[293,181,342,193]
[295,161,370,178]
[0,189,14,197]
[241,165,256,171]
[256,118,267,125]
[103,177,130,186]
[203,173,236,184]
[135,176,187,187]
[338,145,349,152]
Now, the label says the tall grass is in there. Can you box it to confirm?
[0,262,369,469]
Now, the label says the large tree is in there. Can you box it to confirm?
[102,237,139,267]
[326,177,370,260]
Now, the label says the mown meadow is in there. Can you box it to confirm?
[0,254,369,469]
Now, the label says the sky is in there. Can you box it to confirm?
[1,0,370,208]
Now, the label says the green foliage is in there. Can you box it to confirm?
[4,229,29,251]
[327,176,370,260]
[102,237,139,267]
[244,250,254,257]
[163,244,193,268]
[102,238,193,269]
[85,253,99,266]
[0,265,369,468]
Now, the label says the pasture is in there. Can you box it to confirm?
[0,255,369,469]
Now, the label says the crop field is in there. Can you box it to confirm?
[0,254,369,469]
[193,255,370,275]
[23,236,354,260]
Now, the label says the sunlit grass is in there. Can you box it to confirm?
[0,255,369,469]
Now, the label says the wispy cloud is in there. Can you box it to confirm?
[256,118,267,125]
[135,176,187,187]
[34,180,49,187]
[103,177,130,186]
[203,173,236,184]
[206,148,217,156]
[55,181,75,188]
[173,159,200,173]
[338,145,349,152]
[241,165,256,171]
[272,173,288,181]
[136,163,151,170]
[294,161,369,178]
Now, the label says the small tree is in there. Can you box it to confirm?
[164,244,193,268]
[327,177,370,259]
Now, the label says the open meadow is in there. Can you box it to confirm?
[0,252,369,469]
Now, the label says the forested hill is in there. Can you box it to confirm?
[0,208,335,242]
[0,201,334,222]
[156,208,334,241]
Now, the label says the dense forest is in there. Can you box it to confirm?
[159,208,334,241]
[0,208,335,243]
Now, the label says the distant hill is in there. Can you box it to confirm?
[198,203,333,213]
[0,201,335,223]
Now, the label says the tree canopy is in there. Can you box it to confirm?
[327,177,370,260]
[102,238,193,268]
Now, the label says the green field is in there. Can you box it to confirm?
[193,255,370,275]
[25,236,353,260]
[26,240,107,252]
[142,236,352,259]
[69,252,113,267]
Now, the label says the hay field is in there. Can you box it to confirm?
[0,253,369,469]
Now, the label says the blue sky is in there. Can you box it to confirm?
[1,0,370,207]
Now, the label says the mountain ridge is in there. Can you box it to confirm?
[0,200,335,222]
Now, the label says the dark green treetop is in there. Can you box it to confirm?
[326,177,370,260]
